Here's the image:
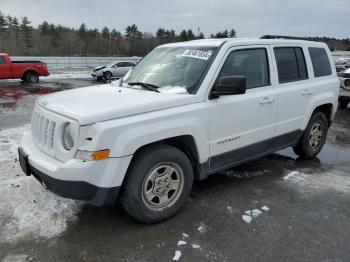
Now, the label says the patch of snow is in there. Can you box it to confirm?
[0,125,29,162]
[177,240,187,246]
[158,86,188,94]
[242,215,252,224]
[242,208,264,224]
[0,125,81,243]
[283,171,305,182]
[2,254,28,262]
[172,250,182,261]
[182,232,189,238]
[283,169,350,194]
[250,209,262,218]
[197,222,208,234]
[261,206,270,211]
[191,244,201,249]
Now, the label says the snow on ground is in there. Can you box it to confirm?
[177,240,187,246]
[172,250,182,261]
[43,70,91,80]
[191,244,201,249]
[261,206,270,211]
[1,254,29,262]
[242,207,269,224]
[182,232,189,238]
[283,169,350,194]
[197,222,208,235]
[0,125,81,243]
[283,171,306,182]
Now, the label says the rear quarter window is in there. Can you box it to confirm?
[0,56,6,64]
[308,47,332,77]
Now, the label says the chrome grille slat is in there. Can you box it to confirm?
[31,107,58,155]
[43,119,49,146]
[38,116,44,144]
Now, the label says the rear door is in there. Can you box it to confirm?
[124,62,135,74]
[208,46,278,171]
[0,55,12,79]
[271,45,312,148]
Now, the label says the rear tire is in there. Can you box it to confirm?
[339,98,349,109]
[120,144,193,224]
[293,112,328,159]
[25,72,39,83]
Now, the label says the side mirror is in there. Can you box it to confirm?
[210,76,246,99]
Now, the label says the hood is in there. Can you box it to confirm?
[93,66,106,72]
[36,84,197,125]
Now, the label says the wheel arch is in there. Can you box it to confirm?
[311,103,333,127]
[303,98,336,130]
[22,69,39,79]
[129,135,202,180]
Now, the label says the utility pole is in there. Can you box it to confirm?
[197,27,200,38]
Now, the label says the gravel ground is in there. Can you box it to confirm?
[1,73,350,262]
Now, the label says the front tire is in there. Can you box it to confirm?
[103,71,112,80]
[293,112,328,159]
[25,72,39,83]
[121,144,193,224]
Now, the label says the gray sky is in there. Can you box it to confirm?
[2,0,349,38]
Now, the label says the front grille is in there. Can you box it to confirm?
[31,110,56,153]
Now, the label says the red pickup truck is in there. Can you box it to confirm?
[0,53,49,83]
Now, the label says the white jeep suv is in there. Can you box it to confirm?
[19,38,339,223]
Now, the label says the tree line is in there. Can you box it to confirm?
[0,11,349,57]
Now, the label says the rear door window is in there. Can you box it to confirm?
[308,47,332,77]
[274,47,308,83]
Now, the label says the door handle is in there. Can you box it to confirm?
[260,97,275,104]
[302,89,312,96]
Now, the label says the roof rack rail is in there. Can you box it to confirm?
[260,35,308,40]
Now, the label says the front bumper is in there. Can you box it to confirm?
[19,132,132,206]
[91,71,103,78]
[19,147,120,206]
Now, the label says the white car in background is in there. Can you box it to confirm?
[92,61,136,80]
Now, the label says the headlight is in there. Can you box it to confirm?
[344,79,350,91]
[62,123,75,150]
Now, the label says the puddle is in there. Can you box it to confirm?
[0,82,73,109]
[279,143,350,166]
[0,76,98,129]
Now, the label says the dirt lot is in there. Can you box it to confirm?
[1,73,350,262]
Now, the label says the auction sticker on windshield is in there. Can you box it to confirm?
[182,49,213,60]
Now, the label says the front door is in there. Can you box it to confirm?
[208,46,278,171]
[0,55,11,79]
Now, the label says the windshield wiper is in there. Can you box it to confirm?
[128,82,160,93]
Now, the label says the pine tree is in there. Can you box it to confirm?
[179,30,188,41]
[20,17,33,51]
[0,11,8,32]
[229,29,237,38]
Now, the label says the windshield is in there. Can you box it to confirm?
[106,61,118,68]
[125,46,218,94]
